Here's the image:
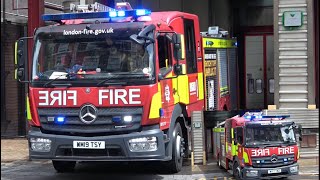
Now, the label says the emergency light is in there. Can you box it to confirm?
[42,9,151,22]
[55,117,65,124]
[112,116,122,123]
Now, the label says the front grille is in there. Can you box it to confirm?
[56,145,124,157]
[38,107,143,135]
[251,154,295,168]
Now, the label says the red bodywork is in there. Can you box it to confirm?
[27,11,206,132]
[241,145,299,167]
[222,116,299,170]
[28,85,159,127]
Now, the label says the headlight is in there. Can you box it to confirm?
[128,137,157,152]
[246,170,258,177]
[290,166,298,173]
[30,138,52,152]
[288,157,294,161]
[123,116,132,122]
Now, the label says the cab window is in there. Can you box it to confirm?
[235,127,243,145]
[157,35,172,76]
[184,19,197,74]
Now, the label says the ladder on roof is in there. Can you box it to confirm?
[70,2,116,13]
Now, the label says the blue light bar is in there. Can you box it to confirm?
[42,9,151,21]
[117,11,125,17]
[244,115,290,120]
[261,115,290,119]
[109,11,117,18]
[136,9,150,16]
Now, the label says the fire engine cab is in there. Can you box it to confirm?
[213,112,300,179]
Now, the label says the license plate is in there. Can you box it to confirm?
[73,141,105,149]
[268,169,281,174]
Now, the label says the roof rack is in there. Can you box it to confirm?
[70,2,115,13]
[42,2,151,22]
[42,9,151,22]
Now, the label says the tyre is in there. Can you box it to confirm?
[165,122,185,173]
[233,162,242,180]
[217,154,223,169]
[52,160,76,173]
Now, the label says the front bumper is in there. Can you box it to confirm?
[28,127,170,161]
[242,163,299,179]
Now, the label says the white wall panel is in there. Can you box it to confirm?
[276,0,312,109]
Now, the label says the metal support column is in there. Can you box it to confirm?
[1,0,7,127]
[27,0,44,72]
[24,0,44,133]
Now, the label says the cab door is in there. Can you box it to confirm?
[157,34,175,130]
[183,18,202,107]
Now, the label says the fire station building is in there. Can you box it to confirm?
[1,0,319,152]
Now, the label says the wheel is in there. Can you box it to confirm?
[165,122,185,173]
[52,160,76,173]
[233,162,242,180]
[217,154,223,169]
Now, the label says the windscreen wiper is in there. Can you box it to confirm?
[282,140,295,146]
[97,73,147,86]
[44,73,72,87]
[97,79,127,86]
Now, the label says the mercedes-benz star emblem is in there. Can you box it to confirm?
[271,154,278,163]
[79,104,98,124]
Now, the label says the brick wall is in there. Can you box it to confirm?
[1,23,25,136]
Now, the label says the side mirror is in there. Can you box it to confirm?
[173,64,182,76]
[130,24,156,45]
[130,34,144,45]
[285,128,290,134]
[15,38,29,82]
[165,33,172,42]
[233,139,238,145]
[138,24,156,38]
[158,73,164,80]
[172,33,184,61]
[298,124,302,141]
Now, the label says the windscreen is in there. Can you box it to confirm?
[245,125,296,146]
[32,24,154,84]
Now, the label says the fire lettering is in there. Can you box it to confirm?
[128,89,141,104]
[39,91,49,106]
[251,149,270,157]
[278,146,294,155]
[99,89,141,105]
[38,90,77,106]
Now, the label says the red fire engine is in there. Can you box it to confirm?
[213,112,300,179]
[15,2,237,173]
